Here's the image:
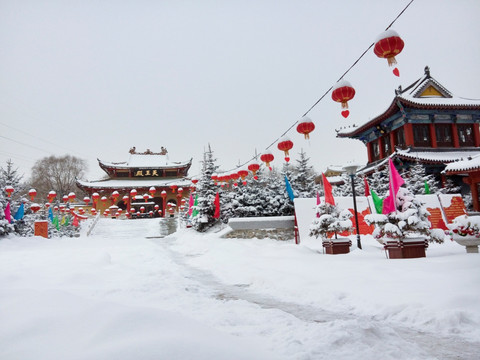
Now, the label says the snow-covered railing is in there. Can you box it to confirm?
[225,216,295,240]
[86,214,101,237]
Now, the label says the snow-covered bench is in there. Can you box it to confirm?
[224,216,295,240]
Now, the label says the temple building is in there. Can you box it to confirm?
[76,148,193,216]
[336,66,480,208]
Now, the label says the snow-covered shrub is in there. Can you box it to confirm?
[309,202,352,240]
[364,187,444,243]
[446,215,480,238]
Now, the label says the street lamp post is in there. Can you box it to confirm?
[343,164,362,250]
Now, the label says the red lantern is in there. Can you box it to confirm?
[45,203,51,209]
[374,29,405,77]
[122,195,129,203]
[248,163,260,180]
[143,193,150,202]
[101,196,108,203]
[140,206,145,213]
[237,169,248,185]
[48,191,56,203]
[296,117,315,139]
[83,196,90,205]
[28,189,37,201]
[161,190,167,199]
[92,192,100,202]
[170,185,177,193]
[68,192,76,202]
[30,203,41,213]
[180,198,186,205]
[62,195,69,203]
[111,191,119,203]
[230,172,240,187]
[5,186,14,197]
[126,212,131,218]
[158,210,162,215]
[149,187,156,197]
[178,187,183,195]
[331,79,355,118]
[211,173,218,184]
[277,137,294,162]
[130,189,137,198]
[260,151,274,170]
[154,204,160,210]
[191,178,199,185]
[130,207,136,213]
[78,208,85,215]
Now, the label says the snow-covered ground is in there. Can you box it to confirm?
[1,217,479,360]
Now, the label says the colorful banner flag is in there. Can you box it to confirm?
[424,181,430,194]
[364,177,370,197]
[187,194,194,216]
[382,158,405,214]
[5,202,11,223]
[13,203,24,220]
[322,173,335,205]
[213,192,220,219]
[48,207,54,222]
[371,190,383,214]
[284,175,295,201]
[191,195,199,217]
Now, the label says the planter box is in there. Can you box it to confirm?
[322,238,352,255]
[384,237,428,259]
[452,235,480,253]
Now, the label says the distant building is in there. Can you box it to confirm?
[76,148,192,216]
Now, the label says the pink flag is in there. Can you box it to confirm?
[322,173,335,205]
[5,202,11,223]
[382,158,405,214]
[187,194,194,216]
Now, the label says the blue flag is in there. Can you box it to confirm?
[13,203,25,220]
[48,207,54,222]
[284,175,295,201]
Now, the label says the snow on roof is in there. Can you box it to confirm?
[100,154,191,169]
[77,178,192,189]
[443,154,480,173]
[395,149,480,163]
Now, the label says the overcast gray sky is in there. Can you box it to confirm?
[1,0,480,181]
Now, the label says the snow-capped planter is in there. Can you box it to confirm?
[309,202,353,255]
[446,215,480,253]
[365,187,444,259]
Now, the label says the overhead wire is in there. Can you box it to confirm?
[219,0,416,175]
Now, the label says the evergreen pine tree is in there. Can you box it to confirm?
[368,166,390,197]
[289,149,317,198]
[309,202,353,239]
[404,161,439,195]
[443,177,462,194]
[191,145,220,232]
[334,172,365,197]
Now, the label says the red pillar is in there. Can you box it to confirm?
[473,123,480,147]
[389,132,396,152]
[429,123,437,148]
[452,124,460,148]
[404,123,414,147]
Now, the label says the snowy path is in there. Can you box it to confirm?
[1,218,480,359]
[158,235,480,360]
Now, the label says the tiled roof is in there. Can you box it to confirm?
[443,154,480,174]
[99,154,192,169]
[77,178,192,190]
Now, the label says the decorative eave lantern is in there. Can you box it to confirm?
[260,151,274,170]
[374,29,405,77]
[143,193,150,202]
[277,137,294,163]
[68,192,76,202]
[331,79,355,118]
[62,195,69,203]
[83,196,90,205]
[130,189,138,199]
[101,196,108,204]
[247,163,260,180]
[296,116,315,139]
[191,178,198,185]
[111,191,119,203]
[161,190,167,199]
[28,189,37,201]
[229,172,240,187]
[149,187,156,197]
[122,195,129,203]
[92,193,100,207]
[177,187,184,196]
[170,185,177,193]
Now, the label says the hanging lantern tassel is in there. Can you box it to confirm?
[374,29,405,77]
[331,79,355,118]
[277,137,294,163]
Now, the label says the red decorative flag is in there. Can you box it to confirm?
[382,158,405,214]
[214,192,220,219]
[322,173,335,205]
[364,177,370,197]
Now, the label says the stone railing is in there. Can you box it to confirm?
[224,216,295,240]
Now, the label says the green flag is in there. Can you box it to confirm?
[371,190,384,214]
[53,215,60,230]
[424,181,430,194]
[191,195,199,217]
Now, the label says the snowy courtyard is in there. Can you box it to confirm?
[1,217,479,360]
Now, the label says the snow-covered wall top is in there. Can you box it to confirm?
[100,154,191,169]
